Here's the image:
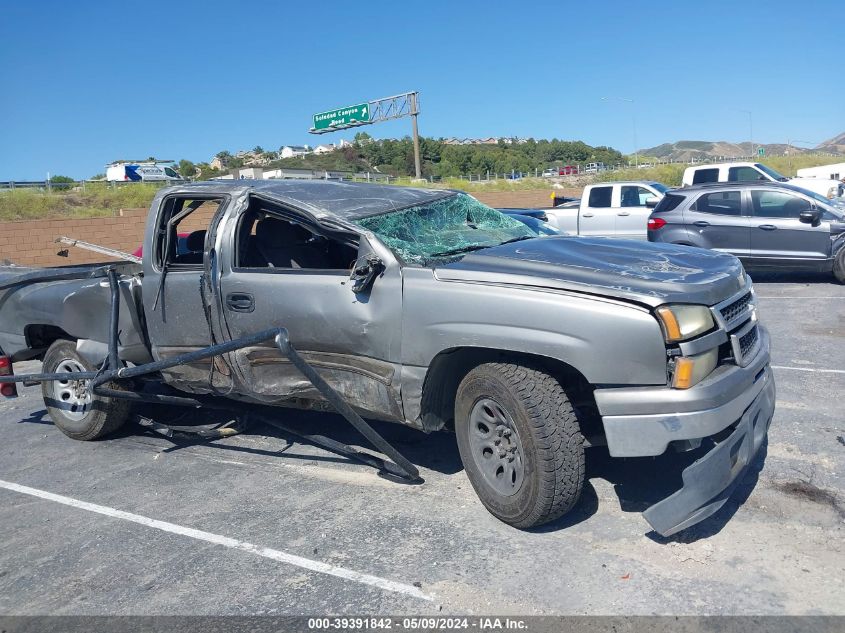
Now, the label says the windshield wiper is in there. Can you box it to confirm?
[428,244,493,258]
[429,235,534,259]
[498,235,534,246]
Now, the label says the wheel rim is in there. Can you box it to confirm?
[468,397,525,497]
[51,358,93,421]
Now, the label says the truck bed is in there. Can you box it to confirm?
[0,262,148,364]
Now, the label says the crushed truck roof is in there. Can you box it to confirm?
[167,179,453,222]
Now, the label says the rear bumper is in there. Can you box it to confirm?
[593,326,775,537]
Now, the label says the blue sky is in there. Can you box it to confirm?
[1,0,842,179]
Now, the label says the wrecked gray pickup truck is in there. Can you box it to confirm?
[0,180,775,536]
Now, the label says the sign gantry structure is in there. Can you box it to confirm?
[310,91,422,179]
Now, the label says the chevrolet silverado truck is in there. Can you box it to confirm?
[0,180,775,536]
[545,181,669,239]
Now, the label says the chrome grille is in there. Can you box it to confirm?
[739,325,758,359]
[719,291,752,327]
[730,321,760,367]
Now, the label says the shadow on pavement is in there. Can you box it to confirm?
[17,400,767,538]
[748,270,837,284]
[17,408,50,425]
[585,439,768,542]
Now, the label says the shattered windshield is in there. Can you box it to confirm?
[354,193,536,265]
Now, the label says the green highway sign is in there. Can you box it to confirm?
[758,147,765,156]
[312,103,370,130]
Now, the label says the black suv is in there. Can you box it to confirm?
[647,182,845,282]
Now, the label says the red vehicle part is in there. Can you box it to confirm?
[133,232,191,258]
[0,355,17,397]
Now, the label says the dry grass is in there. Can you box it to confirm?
[0,183,162,221]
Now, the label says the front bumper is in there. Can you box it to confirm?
[643,369,774,536]
[593,326,775,536]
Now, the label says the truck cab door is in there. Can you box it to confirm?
[616,185,657,239]
[142,195,227,392]
[215,200,405,421]
[580,185,616,237]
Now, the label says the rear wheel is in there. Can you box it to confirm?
[455,362,585,528]
[41,339,131,440]
[833,248,845,284]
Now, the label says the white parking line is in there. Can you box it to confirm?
[0,479,431,601]
[772,365,845,374]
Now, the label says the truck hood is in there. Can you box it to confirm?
[434,236,747,308]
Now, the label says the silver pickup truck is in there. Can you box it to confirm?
[0,180,775,536]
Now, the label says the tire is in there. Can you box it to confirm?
[41,339,131,441]
[455,362,585,528]
[833,248,845,284]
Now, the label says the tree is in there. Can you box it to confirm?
[216,150,232,160]
[252,145,264,154]
[48,174,75,191]
[178,159,196,179]
[354,131,373,145]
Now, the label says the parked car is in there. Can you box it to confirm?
[0,181,774,536]
[498,209,561,236]
[542,168,559,177]
[647,182,845,282]
[544,181,669,239]
[682,162,844,199]
[560,165,578,175]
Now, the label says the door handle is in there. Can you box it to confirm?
[226,293,255,313]
[582,212,594,218]
[617,211,631,216]
[692,221,710,227]
[758,224,777,230]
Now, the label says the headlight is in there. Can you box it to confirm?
[672,348,719,389]
[655,304,715,342]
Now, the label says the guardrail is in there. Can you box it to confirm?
[4,151,839,190]
[0,179,182,192]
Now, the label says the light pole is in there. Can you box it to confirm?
[602,97,637,167]
[738,109,754,158]
[786,139,818,170]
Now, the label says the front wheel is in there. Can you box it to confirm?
[833,248,845,284]
[455,362,585,528]
[41,339,131,441]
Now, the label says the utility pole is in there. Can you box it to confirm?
[410,92,422,180]
[786,139,817,170]
[601,97,637,167]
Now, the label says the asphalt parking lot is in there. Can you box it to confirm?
[0,272,843,616]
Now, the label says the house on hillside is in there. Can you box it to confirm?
[314,144,337,155]
[280,145,311,159]
[210,156,229,171]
